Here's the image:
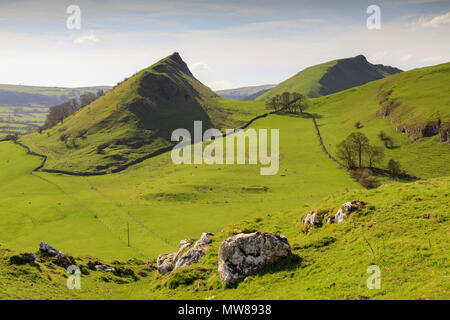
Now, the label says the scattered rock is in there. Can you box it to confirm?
[39,242,63,257]
[157,252,178,275]
[39,242,74,268]
[175,248,207,269]
[218,232,291,283]
[95,265,116,273]
[157,232,214,275]
[196,232,214,246]
[179,239,194,251]
[327,200,366,224]
[87,260,102,270]
[303,211,322,233]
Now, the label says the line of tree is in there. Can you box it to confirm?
[336,132,385,169]
[265,92,309,114]
[39,90,105,132]
[336,132,406,188]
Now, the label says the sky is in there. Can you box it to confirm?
[0,0,449,90]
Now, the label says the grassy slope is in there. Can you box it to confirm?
[258,55,401,100]
[0,114,359,261]
[258,60,337,100]
[1,176,448,299]
[310,62,450,178]
[0,62,448,300]
[21,54,268,172]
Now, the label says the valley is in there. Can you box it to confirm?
[0,53,448,300]
[0,85,111,139]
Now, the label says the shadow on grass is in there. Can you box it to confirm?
[224,253,304,289]
[259,253,305,276]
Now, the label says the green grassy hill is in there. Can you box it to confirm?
[21,53,267,172]
[0,60,448,300]
[1,172,448,299]
[309,61,450,178]
[258,55,402,100]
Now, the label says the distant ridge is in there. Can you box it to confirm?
[216,84,276,100]
[0,84,112,107]
[258,55,402,100]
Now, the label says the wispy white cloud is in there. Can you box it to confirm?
[412,11,450,28]
[73,32,99,44]
[0,1,449,88]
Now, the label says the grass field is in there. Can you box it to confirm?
[1,165,447,299]
[0,106,47,138]
[1,114,360,260]
[0,60,448,300]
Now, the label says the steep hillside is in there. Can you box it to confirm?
[21,53,267,172]
[258,55,402,100]
[216,84,276,100]
[310,61,450,178]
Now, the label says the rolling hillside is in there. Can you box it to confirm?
[0,84,111,138]
[0,84,111,107]
[310,61,450,178]
[21,53,267,172]
[258,55,402,100]
[0,139,448,299]
[0,58,448,300]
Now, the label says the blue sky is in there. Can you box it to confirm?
[0,0,449,89]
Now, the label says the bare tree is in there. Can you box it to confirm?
[347,132,370,168]
[366,145,384,168]
[336,140,356,168]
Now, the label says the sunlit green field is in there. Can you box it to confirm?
[0,61,448,300]
[0,114,359,261]
[0,106,47,138]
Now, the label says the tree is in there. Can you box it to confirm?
[366,145,384,168]
[336,140,356,168]
[388,159,402,176]
[265,97,277,112]
[347,132,370,168]
[291,92,308,113]
[280,92,291,108]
